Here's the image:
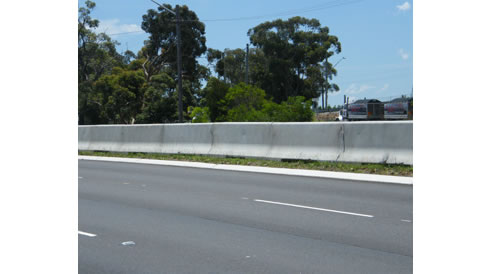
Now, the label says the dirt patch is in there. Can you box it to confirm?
[316,111,339,121]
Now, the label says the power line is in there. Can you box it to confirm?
[194,0,365,22]
[104,0,365,36]
[106,30,145,36]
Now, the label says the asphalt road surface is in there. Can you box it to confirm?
[79,159,412,273]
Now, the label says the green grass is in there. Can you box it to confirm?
[78,150,413,177]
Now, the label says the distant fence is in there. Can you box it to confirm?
[79,121,413,165]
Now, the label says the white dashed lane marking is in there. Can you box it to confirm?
[78,231,97,237]
[254,199,374,218]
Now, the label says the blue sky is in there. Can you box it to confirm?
[80,0,413,106]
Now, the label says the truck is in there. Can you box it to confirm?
[347,99,384,121]
[384,97,413,120]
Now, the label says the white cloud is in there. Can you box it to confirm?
[95,19,141,35]
[398,49,409,60]
[396,2,411,12]
[378,84,390,92]
[344,84,375,95]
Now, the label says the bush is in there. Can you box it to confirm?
[199,81,314,123]
[203,77,229,122]
[189,106,210,123]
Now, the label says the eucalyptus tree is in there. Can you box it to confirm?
[141,4,207,84]
[78,0,124,124]
[248,16,341,103]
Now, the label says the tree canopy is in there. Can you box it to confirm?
[141,4,207,84]
[79,2,341,124]
[248,16,341,103]
[78,0,127,124]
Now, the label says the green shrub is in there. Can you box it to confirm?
[202,81,314,122]
[189,106,210,123]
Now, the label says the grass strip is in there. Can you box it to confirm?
[78,150,413,177]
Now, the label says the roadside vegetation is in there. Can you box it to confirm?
[79,151,413,177]
[79,1,340,125]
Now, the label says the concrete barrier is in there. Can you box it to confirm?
[269,122,344,161]
[79,121,413,165]
[208,123,274,158]
[338,121,413,164]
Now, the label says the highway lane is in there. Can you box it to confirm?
[79,159,412,273]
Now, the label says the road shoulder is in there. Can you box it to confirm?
[78,155,412,185]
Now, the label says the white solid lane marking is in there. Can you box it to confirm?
[401,219,412,222]
[78,231,97,237]
[254,199,374,218]
[78,177,83,179]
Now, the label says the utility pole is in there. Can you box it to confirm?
[320,59,331,110]
[345,95,349,116]
[150,0,183,123]
[176,5,183,123]
[325,56,346,110]
[222,50,227,83]
[245,43,249,84]
[344,95,346,117]
[321,88,325,109]
[324,60,329,109]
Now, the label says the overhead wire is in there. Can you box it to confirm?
[192,0,365,22]
[105,0,366,36]
[107,30,145,36]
